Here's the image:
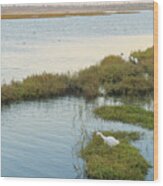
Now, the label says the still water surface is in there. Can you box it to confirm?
[2,97,153,180]
[1,10,153,83]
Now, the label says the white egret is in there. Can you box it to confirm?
[96,132,120,147]
[129,56,139,64]
[134,57,139,64]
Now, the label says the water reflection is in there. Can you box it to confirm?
[1,96,153,180]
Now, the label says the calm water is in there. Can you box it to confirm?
[2,97,153,180]
[1,10,153,83]
[1,11,154,180]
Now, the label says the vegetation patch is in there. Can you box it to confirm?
[94,105,154,129]
[81,131,149,180]
[1,73,70,104]
[1,47,154,105]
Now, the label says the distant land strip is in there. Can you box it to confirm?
[1,11,141,19]
[1,2,153,19]
[1,12,108,19]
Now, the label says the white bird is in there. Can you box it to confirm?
[129,56,139,64]
[134,57,139,64]
[96,132,120,147]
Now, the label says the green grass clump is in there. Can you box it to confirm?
[1,47,154,104]
[131,47,154,61]
[94,105,154,129]
[81,131,149,180]
[130,47,154,77]
[1,73,69,104]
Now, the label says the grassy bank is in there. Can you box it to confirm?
[81,131,149,180]
[1,47,154,104]
[94,105,154,129]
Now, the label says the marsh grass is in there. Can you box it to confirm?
[94,105,154,129]
[131,47,154,61]
[81,131,149,180]
[1,47,154,104]
[1,73,70,104]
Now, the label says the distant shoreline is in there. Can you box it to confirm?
[1,11,141,20]
[1,2,153,20]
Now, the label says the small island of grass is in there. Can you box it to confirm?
[81,131,149,180]
[94,105,154,129]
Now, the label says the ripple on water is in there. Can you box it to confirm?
[1,97,153,180]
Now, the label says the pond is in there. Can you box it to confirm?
[1,96,153,180]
